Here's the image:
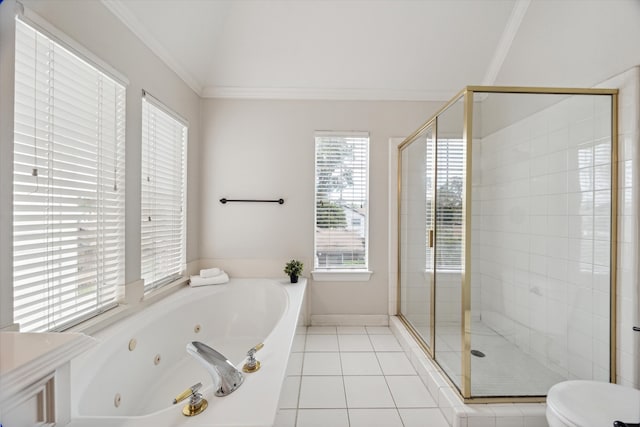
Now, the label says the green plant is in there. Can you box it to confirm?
[284,259,304,277]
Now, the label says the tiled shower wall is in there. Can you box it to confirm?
[605,67,640,387]
[473,67,639,387]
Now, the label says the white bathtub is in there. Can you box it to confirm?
[68,278,306,427]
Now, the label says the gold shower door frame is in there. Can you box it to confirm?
[397,86,619,403]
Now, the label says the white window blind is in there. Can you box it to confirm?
[314,133,369,270]
[141,94,187,291]
[434,138,464,271]
[13,19,126,332]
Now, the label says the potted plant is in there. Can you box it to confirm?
[284,259,304,283]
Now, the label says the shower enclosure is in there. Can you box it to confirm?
[398,86,618,402]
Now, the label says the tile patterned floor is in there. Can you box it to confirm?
[413,321,565,396]
[274,326,449,427]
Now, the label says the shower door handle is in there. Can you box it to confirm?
[428,229,434,248]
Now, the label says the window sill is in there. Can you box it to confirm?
[68,276,189,335]
[311,270,373,282]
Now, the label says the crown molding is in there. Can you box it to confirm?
[202,86,455,102]
[482,0,530,86]
[100,0,202,96]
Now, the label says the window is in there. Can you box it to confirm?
[314,132,369,271]
[140,93,187,291]
[13,19,126,332]
[432,138,464,271]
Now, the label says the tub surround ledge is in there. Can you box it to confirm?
[0,331,96,400]
[0,331,96,425]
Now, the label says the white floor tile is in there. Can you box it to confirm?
[298,376,346,408]
[307,326,337,334]
[348,408,404,427]
[366,326,393,335]
[279,376,301,409]
[343,376,395,408]
[303,352,342,375]
[292,335,306,352]
[467,415,497,427]
[399,408,449,427]
[286,323,552,427]
[337,326,367,334]
[287,352,304,376]
[386,375,437,408]
[369,334,403,351]
[296,409,349,427]
[338,334,374,352]
[496,415,524,427]
[523,415,549,427]
[341,352,382,375]
[377,351,416,375]
[305,334,339,352]
[273,409,297,427]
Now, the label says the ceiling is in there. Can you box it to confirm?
[102,0,640,101]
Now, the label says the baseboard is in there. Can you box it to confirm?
[310,314,388,326]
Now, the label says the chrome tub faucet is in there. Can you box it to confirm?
[186,341,244,396]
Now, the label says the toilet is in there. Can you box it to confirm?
[546,380,640,427]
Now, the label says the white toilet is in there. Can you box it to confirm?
[546,380,640,427]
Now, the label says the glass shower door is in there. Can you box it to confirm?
[433,97,466,392]
[399,125,436,349]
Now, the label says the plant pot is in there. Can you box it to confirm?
[289,274,299,283]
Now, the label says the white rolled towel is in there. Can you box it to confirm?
[190,271,229,287]
[200,267,222,278]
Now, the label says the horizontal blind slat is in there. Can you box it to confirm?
[140,97,186,291]
[314,134,369,270]
[13,19,125,332]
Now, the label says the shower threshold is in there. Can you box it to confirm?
[389,316,549,426]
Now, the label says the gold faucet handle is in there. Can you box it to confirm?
[173,382,202,404]
[243,343,264,373]
[247,343,264,356]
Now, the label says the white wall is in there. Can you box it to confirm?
[199,99,440,316]
[0,0,201,328]
[602,67,640,387]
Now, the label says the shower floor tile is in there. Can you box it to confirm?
[434,321,566,396]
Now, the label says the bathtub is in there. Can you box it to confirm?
[68,278,306,427]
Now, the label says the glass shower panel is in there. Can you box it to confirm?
[469,91,613,397]
[397,86,616,402]
[399,125,435,347]
[434,96,466,391]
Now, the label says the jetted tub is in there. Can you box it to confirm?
[68,278,306,427]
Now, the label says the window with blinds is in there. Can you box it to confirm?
[13,18,126,332]
[140,94,187,292]
[314,132,369,270]
[434,138,464,271]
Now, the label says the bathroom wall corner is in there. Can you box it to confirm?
[598,65,640,388]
